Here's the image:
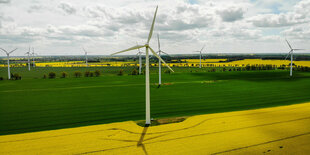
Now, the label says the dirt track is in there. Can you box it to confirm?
[1,102,310,154]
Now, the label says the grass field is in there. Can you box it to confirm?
[1,67,310,136]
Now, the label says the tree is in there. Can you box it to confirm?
[131,69,138,75]
[84,71,90,77]
[13,73,21,80]
[49,72,56,79]
[118,69,124,76]
[94,70,101,77]
[90,72,94,77]
[74,71,82,78]
[61,72,68,78]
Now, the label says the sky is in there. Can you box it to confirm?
[0,0,309,56]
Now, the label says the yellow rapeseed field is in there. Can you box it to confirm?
[1,59,310,67]
[1,102,310,154]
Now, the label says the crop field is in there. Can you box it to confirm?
[1,59,310,68]
[1,102,310,154]
[1,66,310,136]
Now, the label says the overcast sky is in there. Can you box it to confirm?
[0,0,309,56]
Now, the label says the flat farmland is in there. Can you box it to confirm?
[1,67,310,135]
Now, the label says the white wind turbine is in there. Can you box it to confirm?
[194,45,205,68]
[136,42,144,75]
[285,39,305,77]
[83,47,89,67]
[0,47,18,79]
[25,47,31,71]
[31,47,37,68]
[157,34,170,85]
[111,6,174,125]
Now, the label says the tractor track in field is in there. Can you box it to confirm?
[0,80,227,93]
[1,104,309,143]
[75,116,310,154]
[1,102,310,154]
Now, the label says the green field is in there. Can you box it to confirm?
[1,67,310,135]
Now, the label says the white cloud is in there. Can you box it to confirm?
[0,0,309,55]
[58,2,76,15]
[249,0,310,27]
[0,0,10,4]
[217,7,244,22]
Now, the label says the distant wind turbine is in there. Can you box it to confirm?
[136,42,144,75]
[25,47,31,71]
[111,6,174,125]
[0,47,18,79]
[31,47,37,67]
[157,34,170,85]
[284,39,305,77]
[83,47,89,67]
[194,45,205,68]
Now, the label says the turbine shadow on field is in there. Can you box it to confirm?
[191,71,310,82]
[137,127,149,155]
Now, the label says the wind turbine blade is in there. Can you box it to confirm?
[286,39,293,50]
[111,45,146,56]
[82,47,88,55]
[200,45,206,52]
[161,51,170,56]
[136,42,143,53]
[0,48,8,53]
[147,6,158,44]
[149,47,174,72]
[9,48,17,54]
[284,51,292,60]
[157,34,160,50]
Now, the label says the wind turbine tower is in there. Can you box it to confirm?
[157,34,170,85]
[111,6,174,125]
[136,42,144,75]
[83,47,88,67]
[0,47,18,79]
[25,47,31,71]
[194,45,205,68]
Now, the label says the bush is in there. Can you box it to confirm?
[84,71,90,77]
[74,71,82,78]
[94,70,101,77]
[13,73,21,80]
[61,72,68,78]
[48,72,56,79]
[118,69,124,76]
[90,72,94,77]
[131,69,138,75]
[164,70,171,74]
[0,77,4,80]
[43,74,47,79]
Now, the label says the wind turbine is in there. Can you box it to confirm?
[157,34,170,85]
[285,39,304,77]
[136,42,144,75]
[111,6,174,125]
[82,47,88,67]
[0,47,18,79]
[25,47,31,71]
[194,45,205,68]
